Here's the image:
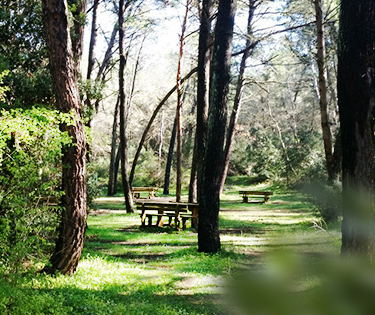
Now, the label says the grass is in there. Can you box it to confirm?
[0,182,343,314]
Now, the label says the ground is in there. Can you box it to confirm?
[0,185,344,315]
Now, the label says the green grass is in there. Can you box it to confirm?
[0,182,343,314]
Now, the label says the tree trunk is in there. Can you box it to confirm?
[129,67,197,186]
[114,143,122,194]
[119,0,133,213]
[220,0,256,194]
[163,114,178,195]
[42,0,87,275]
[198,0,237,254]
[86,0,98,82]
[108,97,120,196]
[338,0,375,258]
[196,0,213,201]
[94,25,118,112]
[314,0,334,182]
[188,134,198,203]
[175,0,190,202]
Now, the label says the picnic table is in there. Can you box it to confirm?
[132,187,158,199]
[135,201,199,230]
[239,190,273,203]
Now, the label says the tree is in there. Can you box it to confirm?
[198,0,237,253]
[175,0,191,202]
[118,0,134,213]
[195,0,213,201]
[220,0,258,193]
[0,0,54,108]
[129,68,197,187]
[338,0,375,258]
[42,0,87,275]
[313,0,334,182]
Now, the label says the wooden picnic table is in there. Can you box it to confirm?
[135,201,199,230]
[132,187,158,199]
[239,190,273,203]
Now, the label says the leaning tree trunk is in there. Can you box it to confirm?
[198,0,237,254]
[94,25,118,112]
[129,67,197,186]
[119,0,133,213]
[220,0,257,194]
[338,0,375,259]
[42,0,87,275]
[314,0,334,182]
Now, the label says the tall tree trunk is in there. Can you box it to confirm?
[163,114,178,195]
[119,0,133,213]
[159,109,164,166]
[314,0,334,182]
[188,134,198,203]
[196,0,213,201]
[42,0,87,275]
[129,67,197,186]
[175,0,190,202]
[108,97,120,196]
[114,143,122,194]
[338,0,375,258]
[198,0,237,254]
[220,0,257,194]
[86,0,98,82]
[84,0,99,162]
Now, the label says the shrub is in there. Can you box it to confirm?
[0,107,72,272]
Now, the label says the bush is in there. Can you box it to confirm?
[300,181,342,223]
[0,107,72,272]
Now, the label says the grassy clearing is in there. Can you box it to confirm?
[0,183,342,314]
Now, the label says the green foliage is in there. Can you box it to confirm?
[0,0,53,108]
[0,70,9,101]
[133,149,164,187]
[301,181,342,223]
[0,107,73,272]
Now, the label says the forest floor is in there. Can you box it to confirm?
[1,183,346,315]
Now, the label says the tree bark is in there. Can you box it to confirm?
[107,97,120,196]
[86,0,98,82]
[119,0,134,213]
[338,0,375,258]
[175,0,190,202]
[198,0,237,254]
[163,114,178,195]
[196,0,213,201]
[314,0,334,182]
[42,0,87,275]
[188,134,198,203]
[220,0,256,194]
[129,67,197,186]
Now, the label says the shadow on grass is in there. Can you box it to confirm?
[1,279,224,315]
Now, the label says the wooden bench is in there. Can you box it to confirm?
[135,201,199,230]
[239,190,273,203]
[132,187,158,199]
